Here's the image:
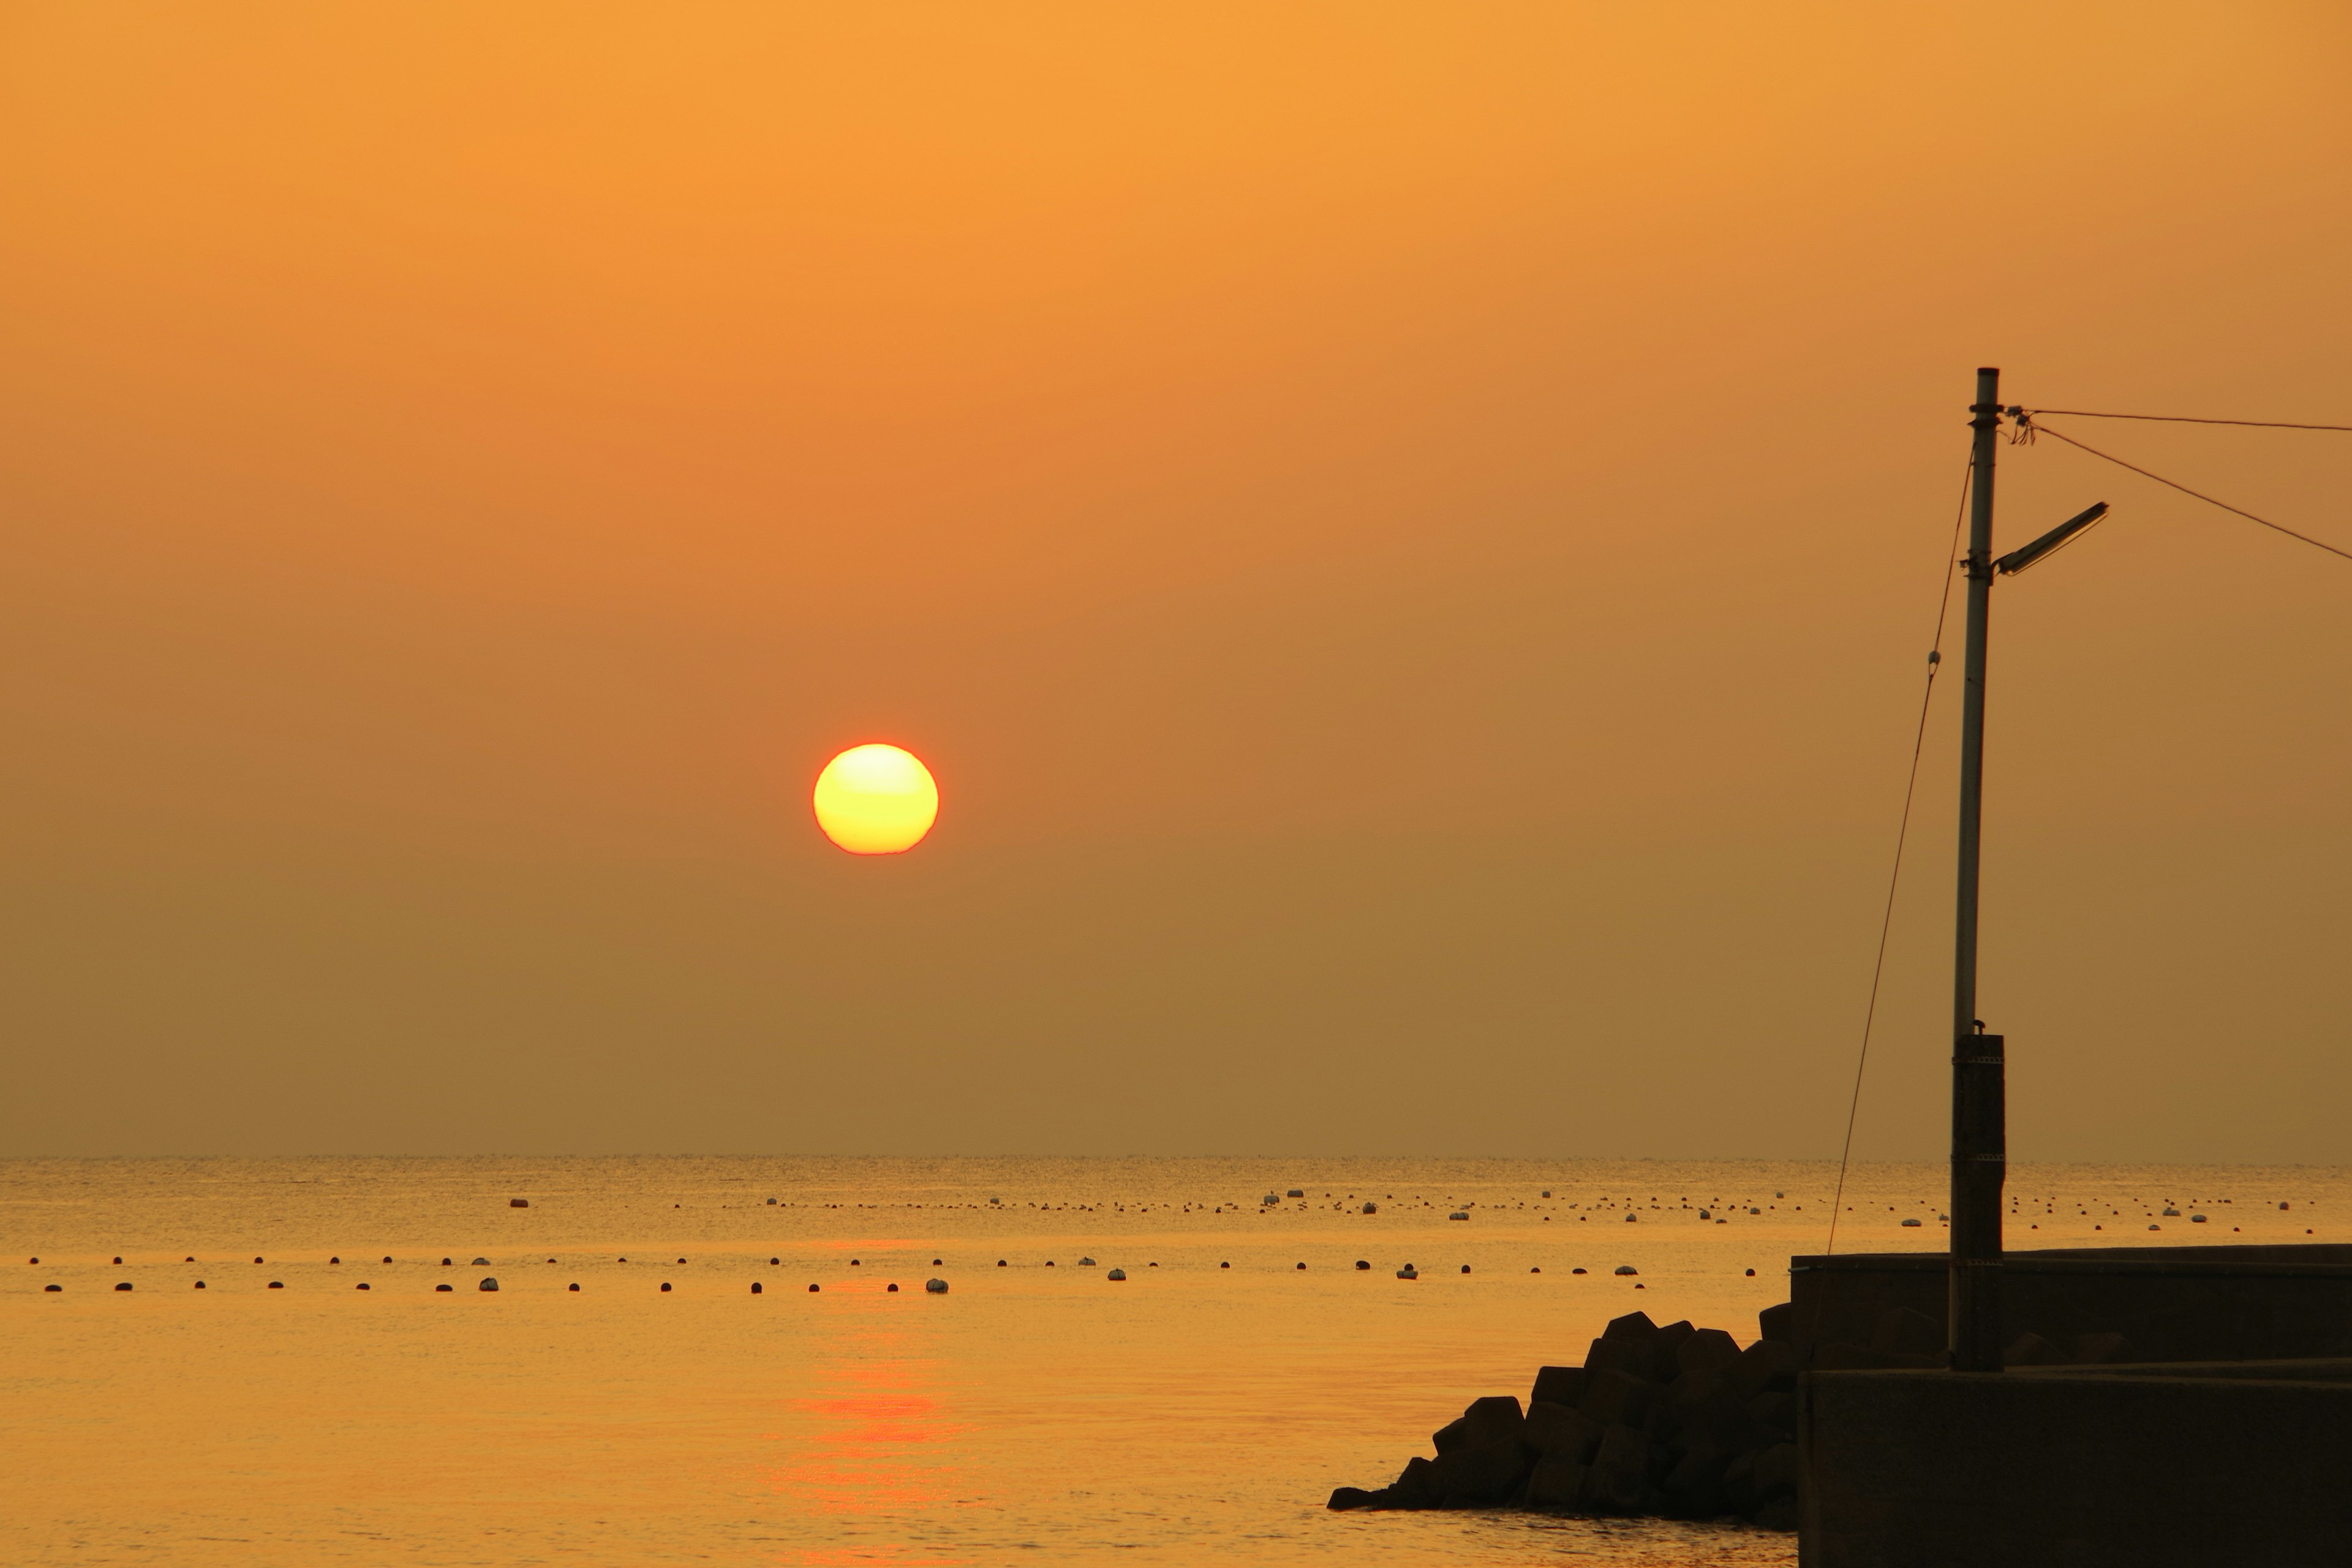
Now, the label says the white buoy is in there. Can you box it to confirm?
[925,1278,948,1293]
[1106,1268,1126,1281]
[479,1277,499,1291]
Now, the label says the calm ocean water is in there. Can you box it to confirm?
[4,1156,2340,1566]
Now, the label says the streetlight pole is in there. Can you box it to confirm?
[1950,368,2007,1373]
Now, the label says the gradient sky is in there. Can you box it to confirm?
[4,3,2348,1161]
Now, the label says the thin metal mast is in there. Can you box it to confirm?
[1949,367,2007,1372]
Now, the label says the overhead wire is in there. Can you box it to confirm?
[2018,408,2352,434]
[1822,454,1970,1262]
[2019,417,2352,565]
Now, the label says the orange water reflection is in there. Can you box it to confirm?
[768,1313,971,1564]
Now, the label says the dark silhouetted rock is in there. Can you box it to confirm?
[1602,1310,1659,1343]
[1676,1326,1741,1378]
[1585,1424,1650,1513]
[1525,1453,1587,1509]
[2072,1330,2128,1363]
[1390,1455,1443,1509]
[1668,1370,1758,1455]
[1649,1320,1697,1381]
[1327,1486,1380,1510]
[1578,1368,1662,1429]
[1433,1394,1524,1454]
[1432,1436,1535,1506]
[1729,1336,1800,1398]
[1662,1444,1735,1518]
[1583,1336,1649,1378]
[1753,1441,1800,1501]
[1754,1497,1800,1531]
[1525,1400,1603,1463]
[1758,1300,1795,1343]
[1746,1390,1796,1439]
[2003,1331,2060,1365]
[1531,1365,1585,1409]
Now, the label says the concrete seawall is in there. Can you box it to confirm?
[1789,1244,2352,1364]
[1800,1359,2352,1567]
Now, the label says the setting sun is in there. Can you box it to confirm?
[813,744,940,854]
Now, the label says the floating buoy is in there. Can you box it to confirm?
[997,1259,1007,1267]
[767,1197,777,1205]
[1355,1259,1371,1270]
[480,1278,499,1291]
[887,1283,899,1292]
[660,1282,672,1292]
[925,1278,948,1294]
[28,1257,37,1264]
[769,1257,779,1265]
[113,1256,123,1264]
[1624,1214,1635,1223]
[255,1256,265,1264]
[1745,1268,1756,1277]
[510,1199,529,1208]
[1362,1202,1378,1214]
[1045,1261,1055,1268]
[471,1257,490,1266]
[2191,1214,2208,1223]
[1448,1212,1468,1222]
[1901,1218,1923,1227]
[268,1281,284,1289]
[44,1283,61,1292]
[1460,1265,1471,1274]
[1107,1268,1126,1281]
[1635,1283,1646,1289]
[808,1283,820,1292]
[2149,1224,2161,1231]
[382,1256,392,1263]
[931,1258,943,1266]
[1262,1194,1280,1205]
[1219,1261,1230,1268]
[357,1283,371,1291]
[568,1283,579,1291]
[1698,1210,1711,1221]
[1079,1257,1096,1267]
[1614,1265,1637,1276]
[676,1257,685,1264]
[329,1257,339,1265]
[1396,1266,1418,1280]
[1295,1262,1306,1270]
[850,1259,861,1267]
[186,1256,195,1262]
[115,1281,132,1291]
[1572,1267,1587,1275]
[1530,1267,1541,1274]
[442,1258,453,1266]
[436,1283,453,1292]
[194,1281,206,1289]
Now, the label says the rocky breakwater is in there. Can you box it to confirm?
[1329,1306,1803,1529]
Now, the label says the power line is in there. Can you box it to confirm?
[2019,407,2352,434]
[1823,454,1970,1263]
[2021,418,2352,565]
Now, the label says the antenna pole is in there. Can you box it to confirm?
[1950,367,2007,1372]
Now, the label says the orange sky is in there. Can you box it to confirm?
[3,3,2348,1160]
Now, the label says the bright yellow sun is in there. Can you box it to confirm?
[812,744,940,854]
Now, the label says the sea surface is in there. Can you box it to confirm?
[4,1156,2341,1566]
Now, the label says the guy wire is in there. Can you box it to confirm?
[1823,454,1970,1261]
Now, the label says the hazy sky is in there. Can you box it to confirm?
[4,4,2347,1161]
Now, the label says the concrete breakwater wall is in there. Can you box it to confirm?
[1327,1306,1804,1528]
[1790,1243,2352,1365]
[1802,1360,2352,1567]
